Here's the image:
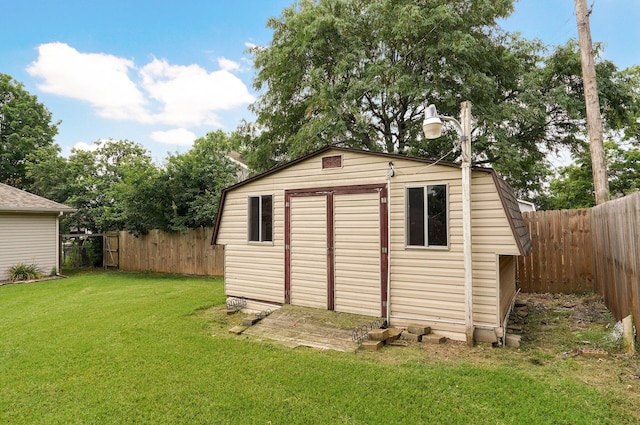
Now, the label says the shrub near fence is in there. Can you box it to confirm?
[517,209,594,293]
[118,227,223,276]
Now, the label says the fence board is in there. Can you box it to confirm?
[530,212,541,290]
[104,233,119,268]
[117,228,223,276]
[518,193,639,342]
[592,192,640,335]
[517,209,594,293]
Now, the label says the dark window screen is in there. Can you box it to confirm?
[407,187,425,246]
[261,195,273,242]
[427,185,447,246]
[249,196,260,241]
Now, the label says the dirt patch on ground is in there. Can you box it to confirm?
[512,292,614,333]
[241,305,378,351]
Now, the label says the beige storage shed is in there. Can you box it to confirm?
[212,147,531,343]
[0,183,74,281]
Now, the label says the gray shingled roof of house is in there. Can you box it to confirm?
[0,183,74,213]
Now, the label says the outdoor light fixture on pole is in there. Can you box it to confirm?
[422,101,474,346]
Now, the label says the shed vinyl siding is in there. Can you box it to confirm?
[0,213,58,281]
[387,163,521,335]
[471,173,521,326]
[219,190,283,303]
[216,148,524,340]
[387,161,464,335]
[217,150,394,303]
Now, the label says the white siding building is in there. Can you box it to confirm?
[0,183,74,281]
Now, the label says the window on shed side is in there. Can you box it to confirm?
[406,185,448,247]
[248,195,273,242]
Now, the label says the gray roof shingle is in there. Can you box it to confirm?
[492,174,533,256]
[0,183,74,213]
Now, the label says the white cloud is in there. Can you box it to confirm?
[71,141,101,152]
[26,42,255,128]
[27,42,150,122]
[217,57,240,71]
[139,58,254,127]
[150,128,197,146]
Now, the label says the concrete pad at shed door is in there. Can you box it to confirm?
[240,304,381,352]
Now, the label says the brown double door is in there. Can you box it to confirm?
[284,184,388,317]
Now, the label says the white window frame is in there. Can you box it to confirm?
[405,183,450,249]
[248,194,274,244]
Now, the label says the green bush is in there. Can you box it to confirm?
[85,238,103,267]
[63,247,81,267]
[8,263,43,282]
[63,238,103,268]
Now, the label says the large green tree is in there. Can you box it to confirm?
[241,0,639,197]
[162,130,239,231]
[27,139,158,233]
[540,141,640,210]
[27,133,240,235]
[0,73,59,188]
[244,0,521,165]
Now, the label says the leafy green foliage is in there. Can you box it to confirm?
[64,139,156,233]
[544,163,595,210]
[244,0,519,168]
[0,74,59,188]
[162,130,239,231]
[608,142,640,198]
[7,263,42,281]
[540,141,640,210]
[241,1,640,198]
[27,132,239,235]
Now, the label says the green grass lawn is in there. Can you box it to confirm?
[1,272,637,424]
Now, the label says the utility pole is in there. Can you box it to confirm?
[459,101,474,347]
[576,1,633,354]
[575,0,610,205]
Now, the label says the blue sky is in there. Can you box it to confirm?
[2,0,638,163]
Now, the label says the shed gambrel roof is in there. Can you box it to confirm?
[493,175,533,255]
[212,146,532,255]
[0,183,74,213]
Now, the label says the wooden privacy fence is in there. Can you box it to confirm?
[591,192,640,331]
[118,227,223,276]
[517,209,594,293]
[516,192,640,339]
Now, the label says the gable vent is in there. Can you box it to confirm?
[322,155,342,169]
